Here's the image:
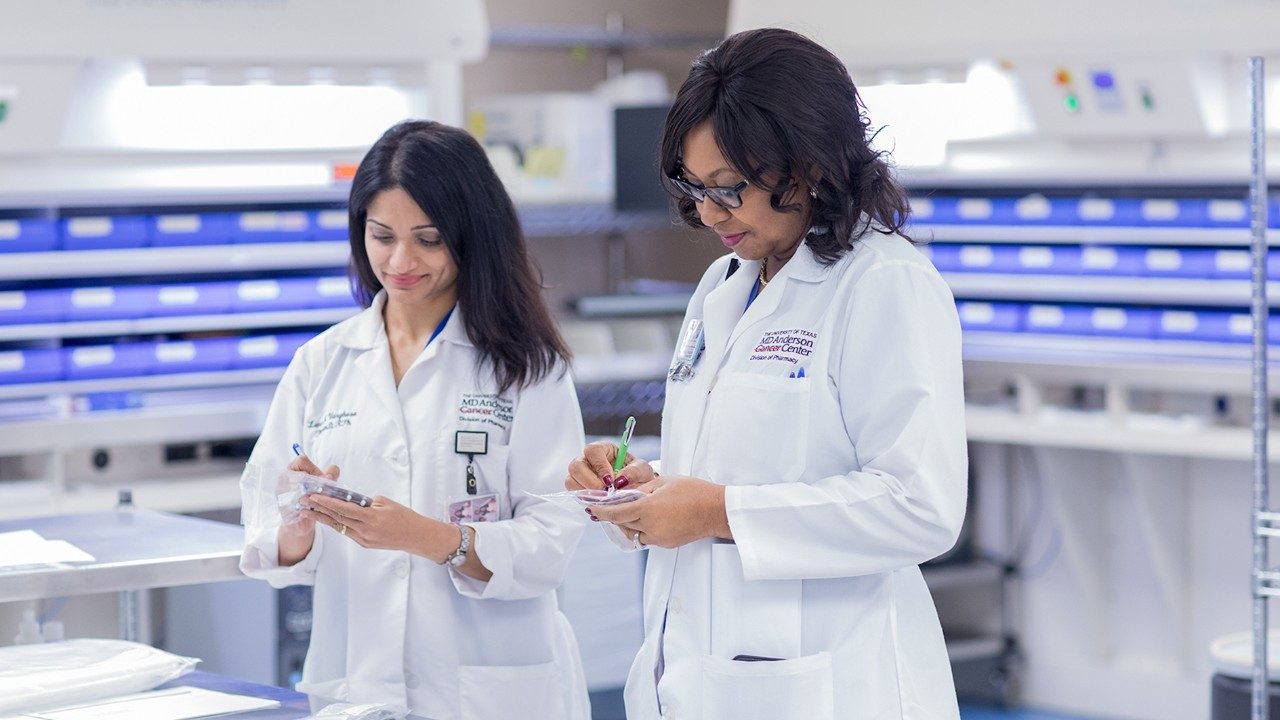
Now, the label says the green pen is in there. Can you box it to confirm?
[610,416,636,495]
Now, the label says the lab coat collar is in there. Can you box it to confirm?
[785,236,835,283]
[335,291,473,351]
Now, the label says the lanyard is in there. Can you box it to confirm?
[744,278,762,312]
[427,307,453,347]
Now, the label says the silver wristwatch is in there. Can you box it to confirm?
[446,523,470,567]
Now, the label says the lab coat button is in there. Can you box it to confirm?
[405,673,421,689]
[394,559,409,578]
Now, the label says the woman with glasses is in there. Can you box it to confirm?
[566,28,967,720]
[241,121,590,719]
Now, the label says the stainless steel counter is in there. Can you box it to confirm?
[0,508,244,603]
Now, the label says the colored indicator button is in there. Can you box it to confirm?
[1055,68,1072,85]
[1091,71,1116,89]
[1140,89,1155,110]
[1063,93,1081,113]
[0,101,7,124]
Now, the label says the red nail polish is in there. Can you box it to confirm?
[591,516,599,522]
[603,474,614,487]
[614,478,629,489]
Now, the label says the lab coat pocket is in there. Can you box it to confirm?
[458,660,563,719]
[706,372,810,485]
[700,652,835,720]
[710,543,801,660]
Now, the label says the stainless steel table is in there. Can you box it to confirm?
[160,671,433,719]
[0,509,245,641]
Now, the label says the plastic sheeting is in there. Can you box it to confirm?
[0,639,197,713]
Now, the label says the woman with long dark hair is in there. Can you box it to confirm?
[568,29,967,719]
[242,120,590,718]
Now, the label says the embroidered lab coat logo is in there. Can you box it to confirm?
[306,410,358,438]
[750,328,817,365]
[458,393,514,431]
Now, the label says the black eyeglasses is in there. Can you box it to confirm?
[666,173,749,210]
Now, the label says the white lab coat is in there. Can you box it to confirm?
[622,234,968,720]
[240,291,590,720]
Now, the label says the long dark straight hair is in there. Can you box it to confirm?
[347,120,570,393]
[659,28,913,264]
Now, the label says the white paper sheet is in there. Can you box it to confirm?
[11,686,278,720]
[0,530,95,568]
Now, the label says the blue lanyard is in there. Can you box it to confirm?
[427,307,454,347]
[744,279,762,312]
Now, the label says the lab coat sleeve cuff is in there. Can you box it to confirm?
[448,523,514,600]
[722,485,766,579]
[239,525,323,589]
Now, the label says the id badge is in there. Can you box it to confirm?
[668,318,705,382]
[446,493,500,524]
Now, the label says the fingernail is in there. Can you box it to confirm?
[590,516,599,522]
[614,478,629,489]
[602,474,613,487]
[584,508,592,514]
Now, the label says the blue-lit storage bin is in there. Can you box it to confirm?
[1212,249,1253,279]
[64,342,154,380]
[0,348,62,385]
[1008,196,1078,225]
[908,197,938,224]
[151,213,236,247]
[0,218,58,253]
[151,338,235,375]
[1076,198,1144,226]
[233,211,312,244]
[926,197,1002,224]
[1271,200,1280,229]
[1136,198,1203,227]
[0,289,65,325]
[231,278,318,312]
[231,332,314,369]
[312,210,348,241]
[1201,199,1250,228]
[1078,246,1146,276]
[1015,246,1082,274]
[957,302,1022,332]
[311,276,355,308]
[928,244,1021,273]
[1025,305,1156,338]
[1140,248,1216,278]
[1157,310,1250,343]
[61,216,149,250]
[1024,304,1090,335]
[65,285,155,322]
[149,282,235,317]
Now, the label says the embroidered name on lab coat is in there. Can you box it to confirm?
[306,410,358,437]
[458,393,514,431]
[750,328,818,365]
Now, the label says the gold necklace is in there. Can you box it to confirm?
[759,257,769,287]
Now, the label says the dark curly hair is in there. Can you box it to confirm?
[659,28,912,263]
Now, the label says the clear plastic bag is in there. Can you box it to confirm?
[528,488,645,509]
[306,702,410,720]
[241,465,371,531]
[0,639,198,713]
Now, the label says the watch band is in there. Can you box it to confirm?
[446,523,470,566]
